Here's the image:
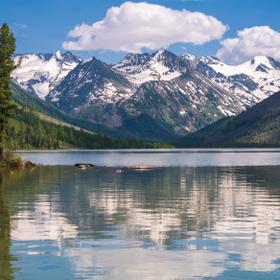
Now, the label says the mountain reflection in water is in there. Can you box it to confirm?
[1,166,280,279]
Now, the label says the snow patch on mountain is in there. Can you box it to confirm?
[208,56,280,77]
[113,50,188,85]
[196,55,280,107]
[12,51,81,99]
[87,82,133,103]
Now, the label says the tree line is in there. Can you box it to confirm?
[0,23,16,158]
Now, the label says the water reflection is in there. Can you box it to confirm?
[0,174,17,280]
[1,166,280,279]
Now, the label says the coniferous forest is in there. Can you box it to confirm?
[5,106,147,149]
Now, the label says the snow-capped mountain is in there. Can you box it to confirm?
[47,57,134,127]
[13,49,280,139]
[120,70,237,136]
[113,50,189,85]
[46,50,280,138]
[47,54,234,137]
[193,55,280,110]
[12,51,81,99]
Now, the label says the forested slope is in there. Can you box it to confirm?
[7,83,147,149]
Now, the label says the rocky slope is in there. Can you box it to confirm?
[120,70,237,137]
[189,55,280,110]
[177,91,280,147]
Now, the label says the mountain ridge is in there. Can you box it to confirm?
[176,91,280,147]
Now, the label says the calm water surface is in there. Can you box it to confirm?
[2,150,280,279]
[16,148,280,166]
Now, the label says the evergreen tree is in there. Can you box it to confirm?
[0,23,16,159]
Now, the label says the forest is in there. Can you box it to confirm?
[5,105,148,149]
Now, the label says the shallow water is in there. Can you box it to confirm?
[1,164,280,279]
[17,148,280,166]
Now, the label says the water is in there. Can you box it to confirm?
[17,148,280,166]
[1,150,280,279]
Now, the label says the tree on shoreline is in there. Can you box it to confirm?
[0,23,16,159]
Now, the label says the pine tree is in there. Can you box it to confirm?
[0,23,16,158]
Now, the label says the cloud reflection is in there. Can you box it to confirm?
[6,166,280,279]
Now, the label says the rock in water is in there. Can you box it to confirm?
[24,161,37,169]
[74,163,96,169]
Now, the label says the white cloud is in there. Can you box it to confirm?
[217,26,280,64]
[63,1,227,53]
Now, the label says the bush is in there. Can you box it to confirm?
[0,150,23,169]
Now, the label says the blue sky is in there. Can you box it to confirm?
[1,0,280,63]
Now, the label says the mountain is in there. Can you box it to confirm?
[11,81,119,137]
[13,49,280,140]
[9,82,154,149]
[176,91,280,147]
[12,51,81,99]
[46,51,238,139]
[47,57,134,110]
[46,57,137,131]
[192,55,280,111]
[119,70,238,137]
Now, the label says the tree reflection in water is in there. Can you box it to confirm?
[0,173,17,280]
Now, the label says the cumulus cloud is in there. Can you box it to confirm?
[63,1,227,53]
[217,26,280,64]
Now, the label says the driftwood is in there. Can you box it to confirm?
[128,165,154,171]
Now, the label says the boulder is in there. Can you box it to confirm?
[74,163,96,169]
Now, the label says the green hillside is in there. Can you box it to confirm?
[6,106,146,149]
[6,83,148,149]
[11,83,126,137]
[177,91,280,147]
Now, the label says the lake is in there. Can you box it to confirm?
[1,150,280,279]
[16,148,280,166]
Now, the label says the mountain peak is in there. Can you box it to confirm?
[113,49,189,85]
[55,50,62,59]
[116,53,151,69]
[182,52,198,60]
[151,49,177,60]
